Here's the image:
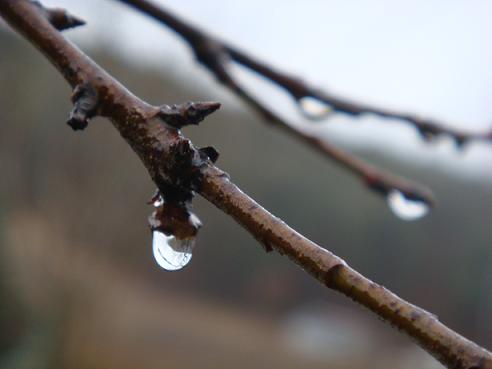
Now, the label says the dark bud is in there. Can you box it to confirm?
[67,83,99,131]
[33,1,86,31]
[47,9,85,31]
[199,146,220,163]
[159,101,221,129]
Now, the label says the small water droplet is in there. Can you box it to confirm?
[298,97,332,120]
[387,190,429,221]
[153,195,164,208]
[152,230,194,271]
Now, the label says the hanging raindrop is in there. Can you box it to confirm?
[387,190,429,221]
[152,230,194,271]
[298,96,332,120]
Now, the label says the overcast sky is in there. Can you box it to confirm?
[38,0,492,179]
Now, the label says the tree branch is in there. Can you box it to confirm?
[226,45,492,147]
[115,0,438,207]
[1,1,491,368]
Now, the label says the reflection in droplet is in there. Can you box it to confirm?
[152,230,194,271]
[298,97,332,120]
[387,190,429,221]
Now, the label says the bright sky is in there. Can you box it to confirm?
[39,1,492,179]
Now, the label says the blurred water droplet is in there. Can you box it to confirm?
[153,195,164,207]
[298,97,332,120]
[152,230,194,271]
[387,190,429,221]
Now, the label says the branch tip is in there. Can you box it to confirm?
[33,1,86,31]
[159,101,221,128]
[48,9,85,31]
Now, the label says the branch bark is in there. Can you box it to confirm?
[1,1,491,368]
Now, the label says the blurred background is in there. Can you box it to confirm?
[1,1,491,368]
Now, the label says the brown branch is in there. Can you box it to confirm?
[1,1,491,368]
[200,165,492,369]
[115,0,436,207]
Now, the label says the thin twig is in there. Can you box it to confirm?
[1,1,491,368]
[226,44,492,147]
[115,0,439,207]
[117,0,492,147]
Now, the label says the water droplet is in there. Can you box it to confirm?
[387,190,429,221]
[298,97,332,120]
[153,195,164,207]
[152,230,194,271]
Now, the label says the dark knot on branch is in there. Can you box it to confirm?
[158,101,221,129]
[67,83,99,130]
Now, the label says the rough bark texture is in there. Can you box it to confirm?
[1,1,491,368]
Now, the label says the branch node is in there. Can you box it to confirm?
[33,1,86,31]
[67,83,99,131]
[159,101,221,129]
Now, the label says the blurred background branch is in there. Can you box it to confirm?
[116,0,491,208]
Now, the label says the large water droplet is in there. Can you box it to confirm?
[152,230,194,271]
[387,190,429,221]
[298,97,332,120]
